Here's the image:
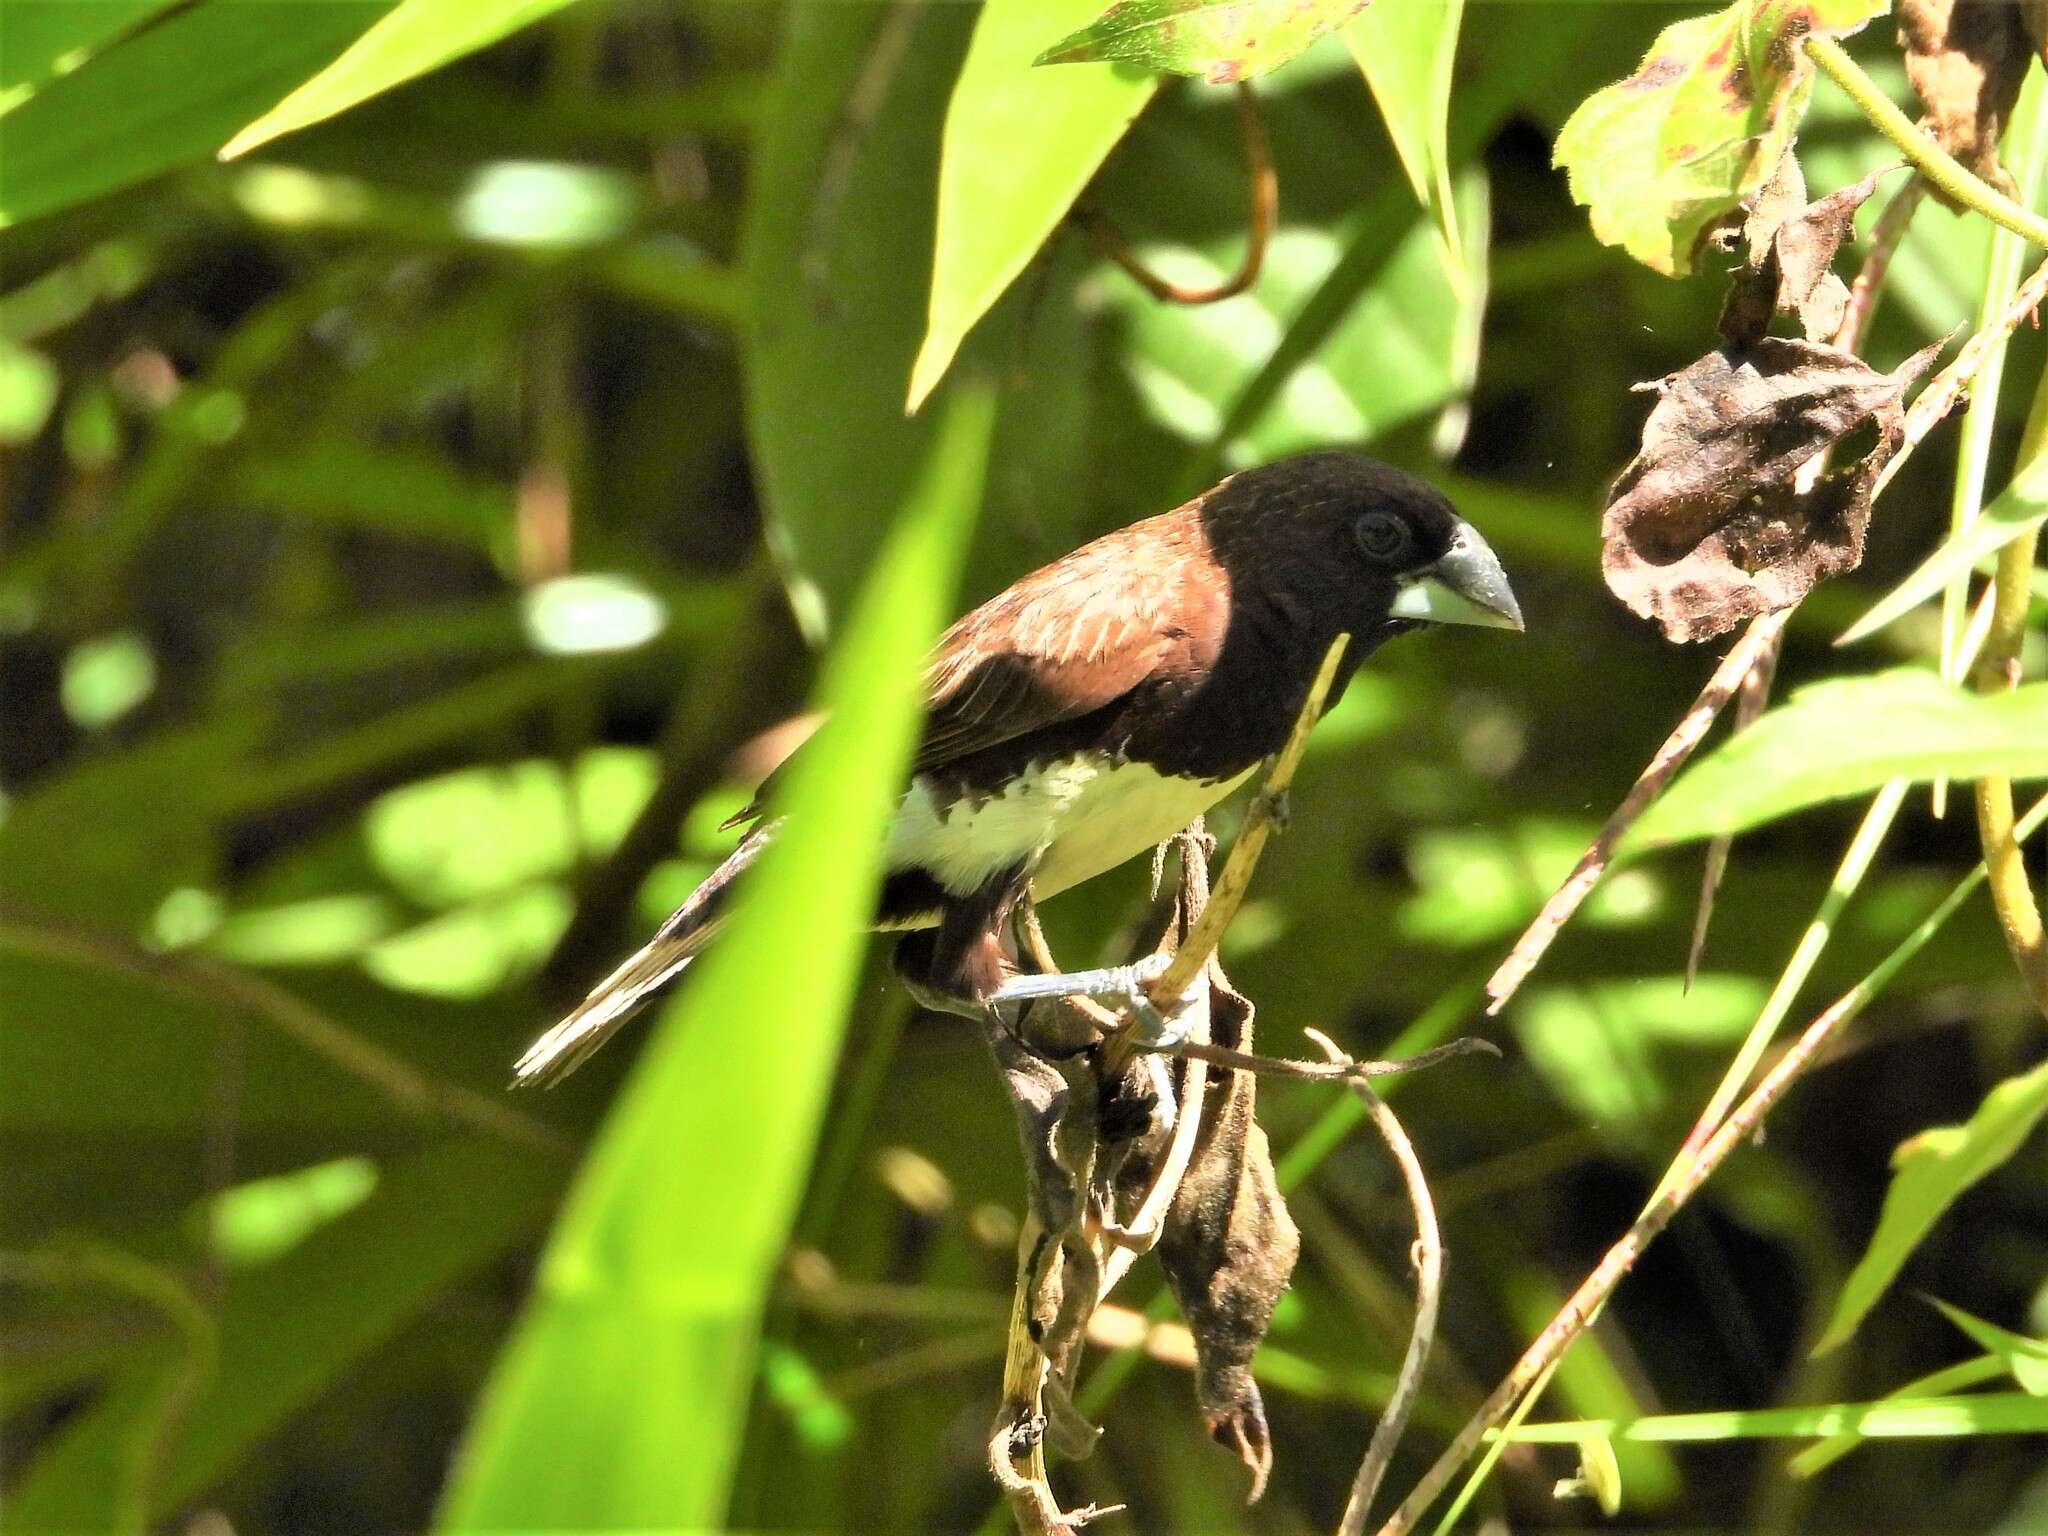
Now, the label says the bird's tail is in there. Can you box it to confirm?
[513,821,779,1087]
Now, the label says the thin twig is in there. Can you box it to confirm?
[1304,1029,1443,1536]
[1375,790,2048,1536]
[1484,611,1788,1014]
[1685,624,1781,987]
[1160,1035,1498,1085]
[0,906,569,1157]
[1832,173,1927,353]
[1874,250,2048,501]
[1079,81,1275,306]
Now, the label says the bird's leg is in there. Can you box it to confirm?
[986,953,1202,1049]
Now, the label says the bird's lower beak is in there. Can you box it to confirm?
[1389,522,1524,632]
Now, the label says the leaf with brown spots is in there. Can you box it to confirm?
[1603,335,1945,643]
[1898,0,2041,203]
[1036,0,1370,85]
[1719,159,1890,344]
[1556,0,1889,276]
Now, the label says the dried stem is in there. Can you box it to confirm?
[1833,173,1927,353]
[1484,611,1787,1013]
[1079,81,1275,306]
[1376,791,2048,1536]
[1306,1029,1443,1536]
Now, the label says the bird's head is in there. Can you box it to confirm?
[1200,450,1524,642]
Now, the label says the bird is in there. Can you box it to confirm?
[514,449,1522,1085]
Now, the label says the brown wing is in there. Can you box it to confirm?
[722,510,1207,829]
[913,512,1201,772]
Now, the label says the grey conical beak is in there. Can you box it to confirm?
[1388,521,1524,632]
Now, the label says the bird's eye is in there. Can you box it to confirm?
[1354,510,1412,564]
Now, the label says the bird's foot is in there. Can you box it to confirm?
[987,952,1198,1048]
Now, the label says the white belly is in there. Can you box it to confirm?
[884,754,1254,907]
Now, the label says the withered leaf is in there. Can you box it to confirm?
[1898,0,2040,202]
[1718,159,1887,346]
[1154,967,1299,1504]
[1603,336,1944,643]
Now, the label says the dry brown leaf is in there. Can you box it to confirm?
[1152,971,1298,1504]
[1898,0,2035,201]
[1603,336,1944,642]
[1719,161,1889,345]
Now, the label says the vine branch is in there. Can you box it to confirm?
[1078,80,1276,306]
[1806,35,2048,251]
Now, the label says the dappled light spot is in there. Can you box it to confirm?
[455,161,638,250]
[521,573,668,656]
[60,632,155,729]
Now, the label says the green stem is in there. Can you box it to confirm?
[1806,36,2048,251]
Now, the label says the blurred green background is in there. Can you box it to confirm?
[3,2,2046,1532]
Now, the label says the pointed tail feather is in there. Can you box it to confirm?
[513,821,777,1086]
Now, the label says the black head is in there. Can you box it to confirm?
[1197,450,1524,642]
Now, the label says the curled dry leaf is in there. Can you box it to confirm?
[1718,158,1889,345]
[1152,967,1299,1504]
[1603,335,1944,642]
[1897,0,2045,203]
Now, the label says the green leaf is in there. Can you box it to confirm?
[1553,0,1887,276]
[7,1138,560,1528]
[1624,670,2048,851]
[1787,1355,2010,1478]
[1813,1059,2048,1354]
[0,0,178,96]
[220,0,582,158]
[434,382,995,1530]
[745,2,1087,637]
[1926,1298,2048,1396]
[0,0,392,228]
[1037,0,1370,84]
[1838,453,2048,645]
[1503,1392,2048,1443]
[1342,0,1466,292]
[909,0,1160,410]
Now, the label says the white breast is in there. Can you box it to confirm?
[884,754,1254,908]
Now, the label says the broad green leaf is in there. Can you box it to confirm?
[0,0,392,228]
[1037,0,1371,84]
[0,0,177,96]
[909,0,1159,410]
[1813,1058,2048,1354]
[7,1138,560,1528]
[1554,0,1887,276]
[1624,670,2048,851]
[1342,0,1466,292]
[1838,453,2048,645]
[435,382,995,1531]
[220,0,582,159]
[1504,1392,2048,1443]
[1927,1298,2048,1396]
[744,2,1088,635]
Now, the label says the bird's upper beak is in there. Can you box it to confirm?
[1388,520,1524,632]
